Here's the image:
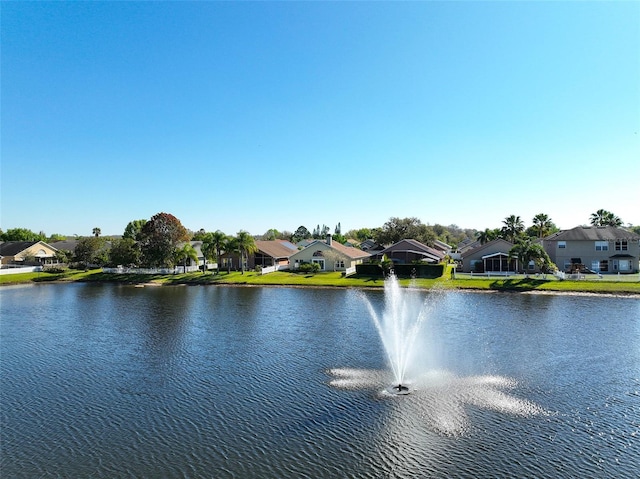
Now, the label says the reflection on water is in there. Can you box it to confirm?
[328,368,547,436]
[1,284,639,478]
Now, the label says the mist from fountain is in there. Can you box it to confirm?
[362,273,432,392]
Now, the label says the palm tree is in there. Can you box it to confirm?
[210,230,227,274]
[502,215,524,243]
[532,213,554,239]
[475,228,497,245]
[590,209,623,227]
[590,209,608,226]
[223,236,237,273]
[509,237,537,275]
[174,243,199,273]
[200,232,215,274]
[235,230,258,275]
[92,227,101,237]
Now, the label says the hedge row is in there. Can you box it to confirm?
[356,263,445,278]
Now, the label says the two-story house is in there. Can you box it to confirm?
[543,226,640,274]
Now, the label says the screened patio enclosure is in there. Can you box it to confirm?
[481,252,517,272]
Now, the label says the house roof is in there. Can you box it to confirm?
[255,240,297,259]
[379,239,445,260]
[0,241,58,256]
[0,241,38,256]
[291,239,371,260]
[545,226,640,242]
[461,238,514,258]
[50,240,79,251]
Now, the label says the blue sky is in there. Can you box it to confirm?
[2,1,639,237]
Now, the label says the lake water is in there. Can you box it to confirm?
[1,283,639,478]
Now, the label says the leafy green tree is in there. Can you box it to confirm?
[235,230,258,274]
[373,217,435,246]
[501,215,525,243]
[191,229,209,241]
[590,209,623,227]
[174,243,199,273]
[291,226,311,243]
[123,219,147,240]
[345,228,372,242]
[138,212,189,267]
[108,238,140,267]
[55,249,74,264]
[74,236,107,268]
[1,228,46,242]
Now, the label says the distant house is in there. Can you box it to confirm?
[249,240,297,270]
[372,239,444,264]
[289,235,370,272]
[0,241,59,266]
[543,226,640,274]
[219,240,297,272]
[459,239,516,273]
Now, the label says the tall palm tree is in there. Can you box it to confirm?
[200,232,215,274]
[92,227,101,237]
[532,213,554,239]
[223,236,237,273]
[590,209,622,227]
[210,230,227,274]
[174,243,198,273]
[475,228,497,245]
[502,215,524,243]
[235,230,258,275]
[590,209,609,226]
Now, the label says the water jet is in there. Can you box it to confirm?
[363,273,431,394]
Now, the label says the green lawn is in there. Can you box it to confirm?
[2,268,639,295]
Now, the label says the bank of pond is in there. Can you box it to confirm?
[2,268,639,295]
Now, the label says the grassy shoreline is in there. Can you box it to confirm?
[2,268,639,295]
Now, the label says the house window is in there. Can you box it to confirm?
[311,258,325,270]
[600,260,608,272]
[312,250,324,257]
[335,260,345,269]
[615,240,628,251]
[558,241,566,249]
[528,261,535,270]
[591,261,600,272]
[595,241,608,251]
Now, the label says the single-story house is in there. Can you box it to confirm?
[372,239,445,264]
[0,241,59,265]
[289,235,370,272]
[249,240,297,270]
[459,238,516,273]
[543,226,640,274]
[219,240,297,272]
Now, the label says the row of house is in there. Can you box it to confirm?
[456,226,640,274]
[2,226,639,275]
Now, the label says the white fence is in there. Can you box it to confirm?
[0,266,43,275]
[343,266,357,277]
[260,264,290,275]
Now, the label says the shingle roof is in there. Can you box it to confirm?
[545,226,640,241]
[0,241,39,256]
[379,239,445,260]
[255,240,297,259]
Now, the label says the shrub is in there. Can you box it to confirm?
[297,262,320,273]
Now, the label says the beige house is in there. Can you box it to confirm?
[289,235,370,272]
[459,238,516,273]
[543,226,640,274]
[0,241,59,265]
